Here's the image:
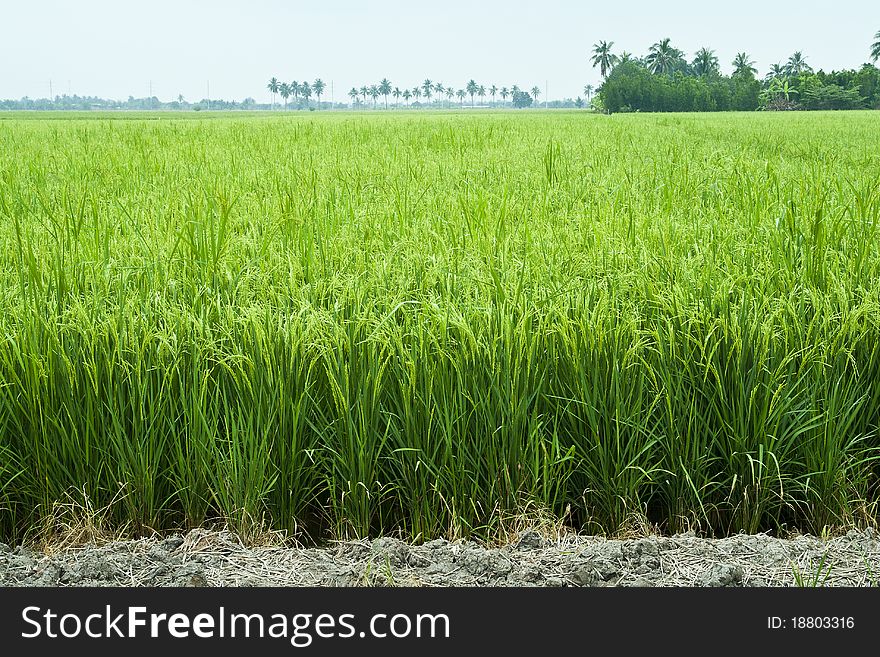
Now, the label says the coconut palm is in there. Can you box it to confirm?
[500,87,510,103]
[478,85,486,105]
[378,79,392,109]
[392,87,402,108]
[489,85,498,105]
[434,82,445,105]
[313,79,326,109]
[300,81,312,107]
[583,84,594,102]
[873,30,880,62]
[445,88,454,105]
[369,85,380,108]
[422,79,433,104]
[530,86,541,107]
[646,38,684,75]
[732,52,757,77]
[692,48,720,77]
[412,87,422,104]
[764,63,785,82]
[291,81,300,105]
[785,51,812,76]
[466,80,478,106]
[267,77,279,108]
[591,40,619,78]
[403,89,412,106]
[279,82,291,109]
[348,87,359,108]
[456,89,466,106]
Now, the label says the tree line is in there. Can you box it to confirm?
[267,77,549,109]
[592,32,880,113]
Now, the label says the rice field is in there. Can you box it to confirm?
[1,110,879,543]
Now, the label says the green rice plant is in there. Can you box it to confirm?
[0,110,879,543]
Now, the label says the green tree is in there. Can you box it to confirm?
[403,89,412,106]
[445,87,454,105]
[785,51,812,76]
[872,30,880,62]
[500,87,510,103]
[456,88,466,106]
[422,79,433,104]
[646,38,685,75]
[583,84,594,102]
[348,87,359,108]
[466,79,478,106]
[434,82,445,104]
[732,52,757,78]
[489,85,498,104]
[369,85,380,108]
[313,79,326,109]
[379,79,392,109]
[478,85,486,104]
[279,82,291,109]
[692,48,720,77]
[267,77,279,108]
[512,90,532,108]
[591,40,619,78]
[531,85,541,105]
[300,81,312,107]
[393,87,402,107]
[291,81,300,105]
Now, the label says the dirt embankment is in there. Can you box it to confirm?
[2,529,878,587]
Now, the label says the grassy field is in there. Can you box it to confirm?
[1,110,879,543]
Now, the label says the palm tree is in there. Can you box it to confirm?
[267,77,279,108]
[422,79,433,104]
[466,80,478,106]
[500,87,510,104]
[279,82,291,109]
[590,41,619,78]
[785,51,812,76]
[393,87,402,108]
[456,89,466,107]
[764,63,785,82]
[348,87,359,108]
[300,81,312,107]
[412,87,422,104]
[313,79,326,109]
[478,85,486,105]
[873,30,880,62]
[403,89,412,106]
[489,85,498,105]
[434,82,445,104]
[583,85,594,102]
[291,81,300,106]
[646,38,684,75]
[531,86,541,106]
[732,52,757,78]
[445,88,454,105]
[379,79,392,109]
[691,48,719,77]
[369,85,380,108]
[360,86,369,105]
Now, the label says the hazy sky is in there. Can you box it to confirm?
[1,0,878,102]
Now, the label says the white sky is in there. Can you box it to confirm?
[1,0,878,102]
